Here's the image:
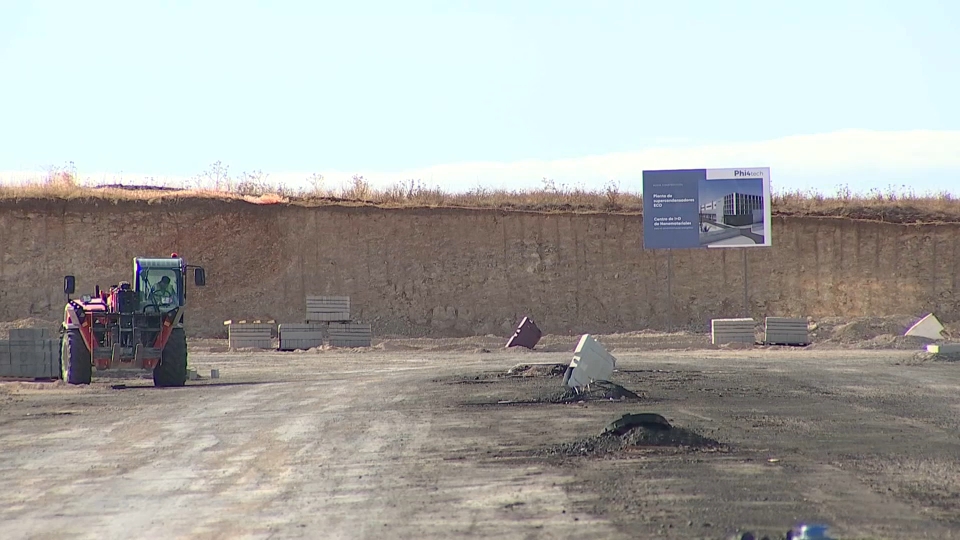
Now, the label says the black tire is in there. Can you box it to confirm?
[61,329,92,385]
[154,327,188,387]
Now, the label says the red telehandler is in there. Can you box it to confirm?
[60,254,206,387]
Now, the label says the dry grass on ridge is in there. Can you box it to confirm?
[1,166,958,224]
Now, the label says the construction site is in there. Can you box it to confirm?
[2,193,960,540]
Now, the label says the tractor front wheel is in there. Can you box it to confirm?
[61,329,92,385]
[154,328,188,387]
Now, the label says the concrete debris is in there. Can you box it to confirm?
[904,313,945,341]
[562,334,616,389]
[505,317,542,349]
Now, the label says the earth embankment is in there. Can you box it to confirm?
[1,197,957,337]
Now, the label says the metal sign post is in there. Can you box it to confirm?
[667,250,674,329]
[742,249,749,317]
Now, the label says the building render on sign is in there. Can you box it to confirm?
[700,192,764,227]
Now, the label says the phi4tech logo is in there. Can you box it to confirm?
[734,169,764,177]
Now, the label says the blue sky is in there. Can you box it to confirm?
[1,0,958,194]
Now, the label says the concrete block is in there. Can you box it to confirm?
[226,322,274,349]
[563,334,616,389]
[711,318,756,345]
[9,343,41,365]
[41,339,58,378]
[926,343,960,355]
[763,317,810,345]
[327,323,372,348]
[228,338,273,349]
[0,340,11,377]
[2,337,58,379]
[278,323,326,351]
[306,312,352,322]
[306,296,351,322]
[506,317,542,349]
[9,328,50,341]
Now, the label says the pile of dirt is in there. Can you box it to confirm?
[505,363,567,377]
[855,334,938,350]
[909,351,960,363]
[536,381,642,403]
[539,424,723,458]
[811,315,917,344]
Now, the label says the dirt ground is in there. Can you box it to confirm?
[2,337,960,539]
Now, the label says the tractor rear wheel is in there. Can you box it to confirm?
[154,328,188,387]
[61,329,92,385]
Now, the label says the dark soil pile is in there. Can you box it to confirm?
[536,380,642,403]
[505,363,567,378]
[539,425,722,458]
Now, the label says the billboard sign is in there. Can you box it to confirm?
[642,167,771,249]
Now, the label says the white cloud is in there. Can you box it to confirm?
[353,129,960,194]
[3,129,959,195]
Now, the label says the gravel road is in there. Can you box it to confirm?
[2,343,959,539]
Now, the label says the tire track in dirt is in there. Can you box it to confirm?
[0,355,627,540]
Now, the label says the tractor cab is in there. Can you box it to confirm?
[133,256,205,313]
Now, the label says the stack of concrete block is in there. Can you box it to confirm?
[225,321,274,349]
[0,339,9,377]
[327,323,373,348]
[763,317,810,345]
[278,323,326,351]
[926,343,960,355]
[306,296,351,323]
[1,328,59,379]
[711,318,756,345]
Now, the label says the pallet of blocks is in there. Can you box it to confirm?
[224,320,274,349]
[763,317,810,346]
[305,296,351,323]
[278,323,326,351]
[1,328,59,379]
[711,318,756,345]
[0,339,8,377]
[327,323,373,348]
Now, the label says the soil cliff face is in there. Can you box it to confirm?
[2,198,958,338]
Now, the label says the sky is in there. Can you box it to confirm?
[1,0,958,195]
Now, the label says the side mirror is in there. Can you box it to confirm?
[194,267,206,287]
[64,275,76,295]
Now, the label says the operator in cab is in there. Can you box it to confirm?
[150,276,178,307]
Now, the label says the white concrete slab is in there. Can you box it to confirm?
[905,314,945,340]
[564,334,616,389]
